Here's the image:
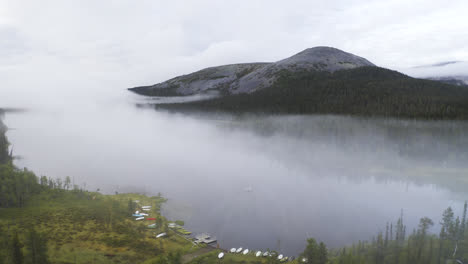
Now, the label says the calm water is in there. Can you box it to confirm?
[4,93,468,256]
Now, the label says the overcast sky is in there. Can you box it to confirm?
[1,0,467,107]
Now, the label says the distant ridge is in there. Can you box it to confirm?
[403,60,468,86]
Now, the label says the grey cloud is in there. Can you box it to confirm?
[1,0,467,107]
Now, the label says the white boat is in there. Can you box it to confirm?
[243,249,249,255]
[142,206,151,208]
[263,251,269,257]
[278,254,283,260]
[156,232,166,238]
[218,253,224,259]
[142,208,150,211]
[256,251,262,257]
[135,217,144,220]
[140,213,148,216]
[230,248,236,253]
[236,248,243,253]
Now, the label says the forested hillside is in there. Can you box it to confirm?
[155,67,468,119]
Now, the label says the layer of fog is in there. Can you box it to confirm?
[400,61,468,79]
[4,93,467,255]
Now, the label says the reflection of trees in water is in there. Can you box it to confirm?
[218,115,468,194]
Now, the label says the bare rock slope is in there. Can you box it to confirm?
[129,46,375,96]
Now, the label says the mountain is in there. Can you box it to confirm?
[402,61,468,86]
[130,47,468,119]
[129,47,374,96]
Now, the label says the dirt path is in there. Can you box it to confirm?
[182,246,218,264]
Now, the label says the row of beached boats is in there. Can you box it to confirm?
[133,209,192,238]
[227,247,295,262]
[131,206,167,239]
[133,205,299,261]
[133,206,152,220]
[132,206,158,227]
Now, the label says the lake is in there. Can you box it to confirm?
[4,92,468,256]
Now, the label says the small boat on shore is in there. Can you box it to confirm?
[156,232,166,238]
[147,223,157,229]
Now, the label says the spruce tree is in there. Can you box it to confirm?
[416,217,433,263]
[10,232,23,264]
[318,242,328,264]
[301,238,319,264]
[26,228,49,264]
[461,201,467,237]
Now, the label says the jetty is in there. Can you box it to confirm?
[194,233,217,244]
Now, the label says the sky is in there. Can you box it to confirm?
[1,0,468,107]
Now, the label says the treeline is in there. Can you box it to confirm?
[156,67,468,120]
[0,117,50,263]
[0,165,41,208]
[0,117,41,208]
[329,203,468,264]
[0,117,9,164]
[0,116,78,208]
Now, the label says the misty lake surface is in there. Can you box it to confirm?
[4,92,468,256]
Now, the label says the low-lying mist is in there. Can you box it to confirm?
[4,92,468,255]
